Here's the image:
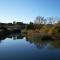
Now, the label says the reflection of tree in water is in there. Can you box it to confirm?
[13,34,24,40]
[50,40,60,48]
[8,33,24,40]
[0,34,8,43]
[26,36,60,49]
[26,35,50,48]
[0,33,24,42]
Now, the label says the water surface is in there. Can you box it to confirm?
[0,34,60,60]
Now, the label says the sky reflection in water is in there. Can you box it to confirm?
[0,34,60,60]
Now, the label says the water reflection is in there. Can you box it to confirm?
[0,33,60,49]
[8,33,24,40]
[0,33,24,41]
[26,36,60,49]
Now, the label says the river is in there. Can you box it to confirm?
[0,34,60,60]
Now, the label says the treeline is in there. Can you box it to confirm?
[0,16,60,36]
[22,16,60,40]
[0,16,60,40]
[26,16,60,30]
[0,21,26,30]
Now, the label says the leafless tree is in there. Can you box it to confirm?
[34,16,46,24]
[47,17,57,24]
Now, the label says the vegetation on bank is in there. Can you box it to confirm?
[22,16,60,40]
[0,16,60,40]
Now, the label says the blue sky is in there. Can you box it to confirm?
[0,0,60,23]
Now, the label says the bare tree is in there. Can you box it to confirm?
[34,16,45,24]
[43,19,47,25]
[48,17,53,24]
[47,17,57,24]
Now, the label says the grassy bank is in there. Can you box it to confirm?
[22,23,60,40]
[0,21,60,40]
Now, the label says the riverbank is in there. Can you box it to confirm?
[22,29,60,40]
[0,21,60,40]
